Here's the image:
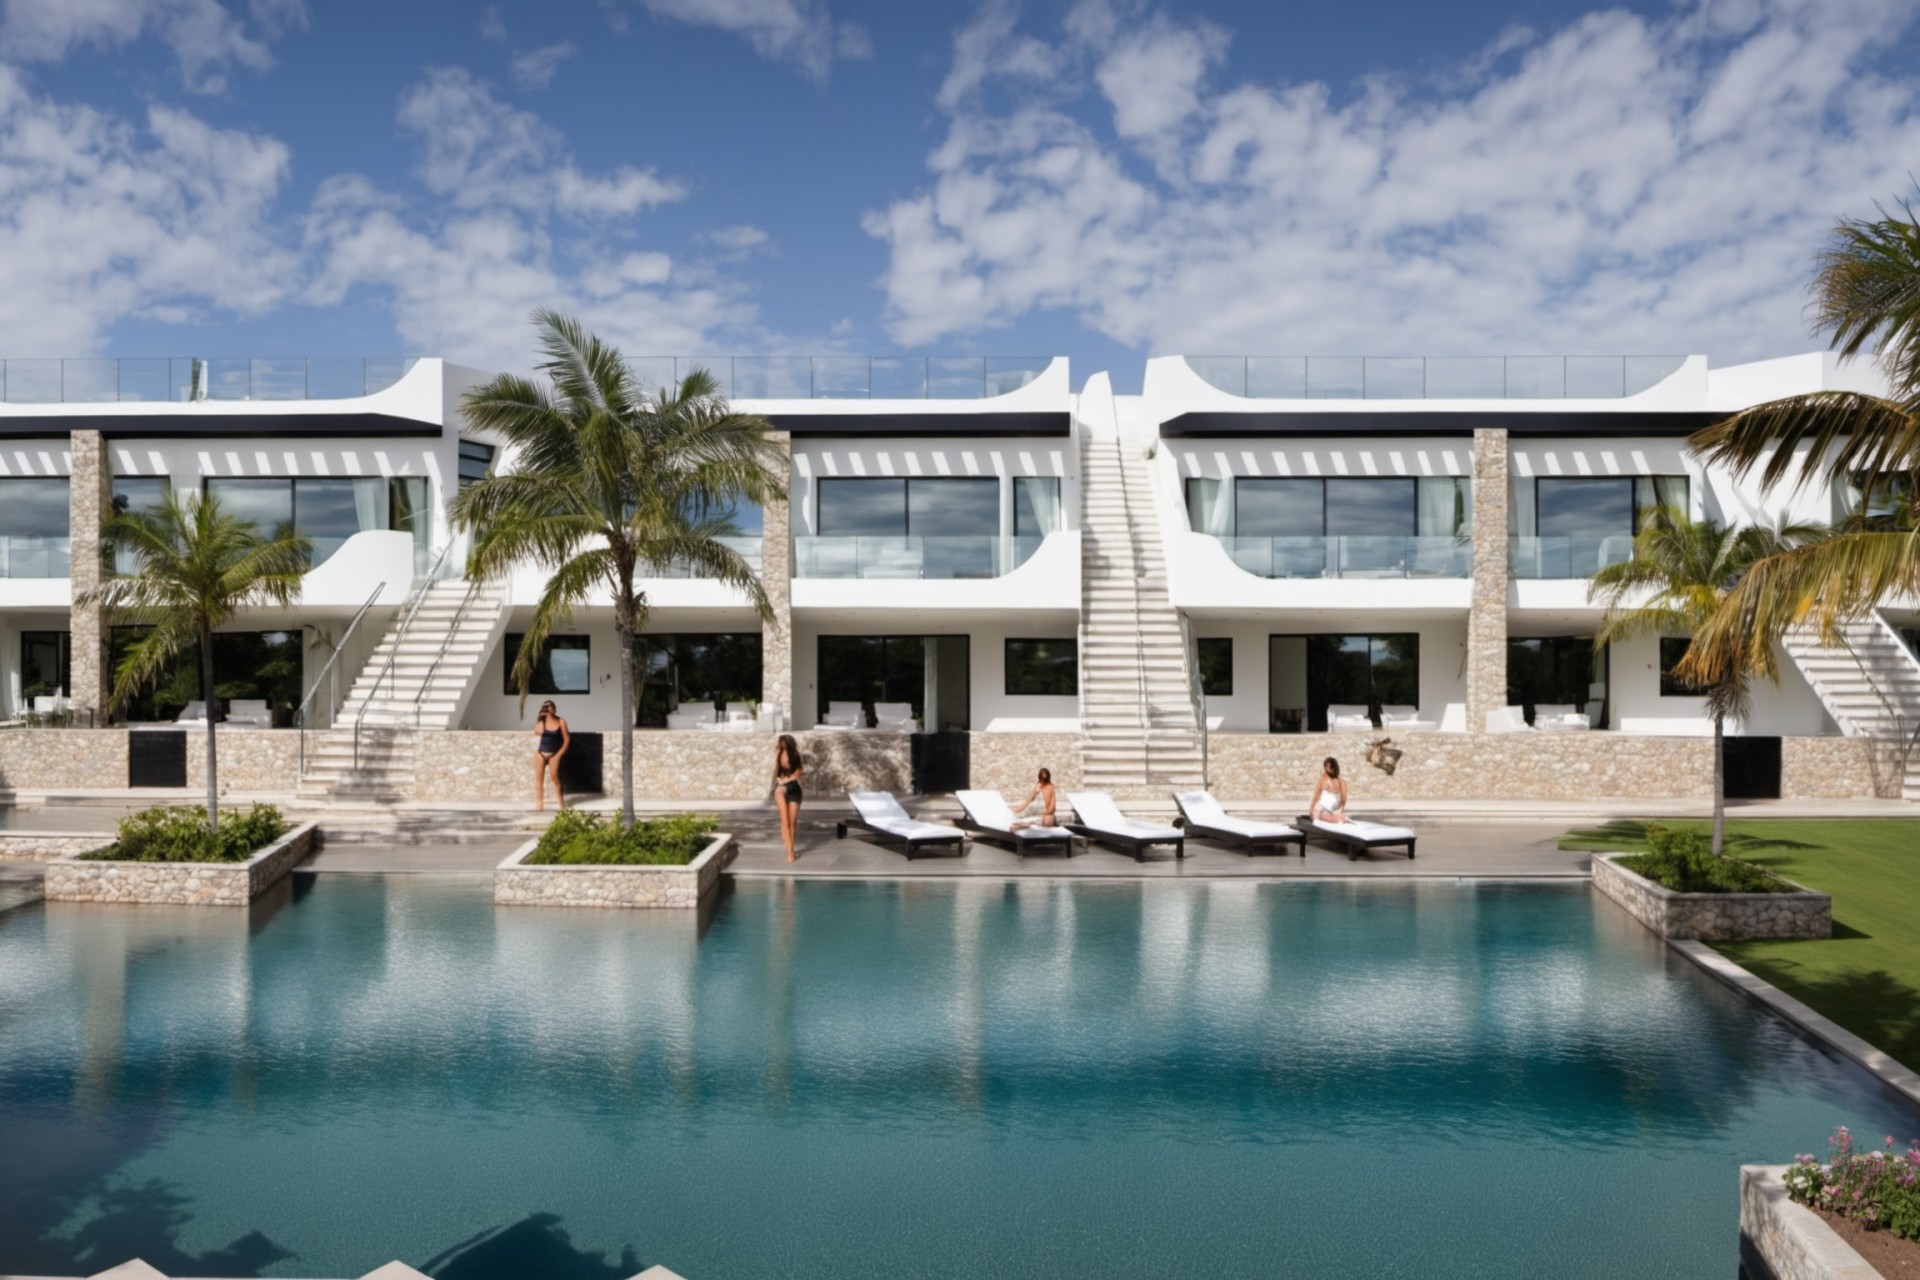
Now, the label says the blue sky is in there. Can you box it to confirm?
[1,0,1917,391]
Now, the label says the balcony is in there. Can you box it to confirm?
[0,535,71,577]
[0,358,420,404]
[1509,536,1633,579]
[1218,535,1470,579]
[794,535,1043,579]
[651,537,764,579]
[627,356,1051,400]
[1186,355,1688,400]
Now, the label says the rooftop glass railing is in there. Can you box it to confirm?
[0,358,420,404]
[1509,535,1634,579]
[0,535,72,577]
[1218,535,1470,579]
[794,535,1043,579]
[1187,355,1689,400]
[628,357,1051,400]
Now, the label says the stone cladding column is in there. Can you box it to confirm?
[68,429,112,724]
[1467,427,1510,733]
[760,431,794,729]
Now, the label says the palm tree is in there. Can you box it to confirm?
[450,310,784,826]
[1590,510,1823,855]
[83,492,311,830]
[1685,198,1920,677]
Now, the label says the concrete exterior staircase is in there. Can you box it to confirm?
[1782,613,1920,800]
[297,580,509,803]
[1078,424,1205,797]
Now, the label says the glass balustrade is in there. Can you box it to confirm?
[0,535,72,577]
[633,356,1052,400]
[794,535,1043,579]
[0,358,420,403]
[1508,535,1635,579]
[1188,355,1689,399]
[1216,535,1470,579]
[650,537,765,579]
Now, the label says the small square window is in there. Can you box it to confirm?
[1658,637,1703,696]
[1006,639,1077,697]
[504,634,591,695]
[1197,638,1232,696]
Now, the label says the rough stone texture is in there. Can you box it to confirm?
[44,821,317,906]
[68,429,113,724]
[761,430,794,730]
[1740,1166,1881,1280]
[494,833,735,908]
[183,729,302,795]
[0,834,114,862]
[1591,854,1831,940]
[1780,735,1909,799]
[967,732,1083,793]
[1468,428,1509,732]
[0,729,129,790]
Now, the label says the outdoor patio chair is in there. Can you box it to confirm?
[820,701,865,729]
[1326,703,1374,732]
[836,791,968,860]
[1485,706,1533,733]
[1171,791,1304,856]
[1533,703,1591,732]
[872,701,919,732]
[226,699,273,728]
[1295,812,1418,861]
[1378,704,1436,732]
[723,701,757,731]
[1064,791,1185,861]
[953,789,1076,856]
[174,700,209,725]
[666,707,717,730]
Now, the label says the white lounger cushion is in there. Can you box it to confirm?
[1066,792,1182,841]
[1173,791,1299,839]
[848,792,962,841]
[954,790,1072,838]
[1310,815,1417,841]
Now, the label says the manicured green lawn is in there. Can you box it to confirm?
[1560,819,1920,1070]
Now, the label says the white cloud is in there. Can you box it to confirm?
[0,64,296,352]
[612,0,868,82]
[0,0,305,92]
[869,0,1920,364]
[509,41,576,90]
[702,223,770,257]
[397,68,684,218]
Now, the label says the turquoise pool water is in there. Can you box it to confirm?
[0,876,1912,1278]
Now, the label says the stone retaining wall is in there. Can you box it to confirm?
[1740,1165,1879,1280]
[494,833,735,908]
[0,834,115,862]
[967,732,1082,793]
[1591,854,1831,941]
[186,730,303,795]
[0,729,304,796]
[43,821,318,906]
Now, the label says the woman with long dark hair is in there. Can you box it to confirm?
[1308,756,1348,824]
[533,700,570,812]
[1010,767,1057,830]
[773,733,804,863]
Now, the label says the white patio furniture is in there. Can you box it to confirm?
[1171,791,1303,856]
[1326,703,1374,732]
[666,706,717,731]
[953,789,1075,855]
[174,699,209,725]
[1533,703,1592,732]
[1063,792,1185,861]
[820,701,865,729]
[837,791,967,859]
[723,701,757,731]
[872,701,919,732]
[226,699,273,728]
[1378,704,1436,732]
[1485,706,1533,733]
[1437,702,1467,733]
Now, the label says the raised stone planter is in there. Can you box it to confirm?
[494,833,735,909]
[1740,1165,1880,1280]
[1590,853,1831,941]
[43,821,318,907]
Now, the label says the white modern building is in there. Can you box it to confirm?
[0,350,1914,804]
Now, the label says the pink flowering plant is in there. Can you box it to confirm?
[1783,1127,1920,1240]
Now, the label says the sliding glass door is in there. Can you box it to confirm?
[1268,633,1421,731]
[816,635,970,730]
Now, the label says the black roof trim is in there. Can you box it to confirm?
[0,412,441,440]
[768,411,1069,438]
[1160,410,1727,439]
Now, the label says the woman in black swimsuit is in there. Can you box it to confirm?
[773,733,803,863]
[533,700,570,812]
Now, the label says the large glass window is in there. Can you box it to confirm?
[20,631,69,702]
[1268,633,1421,731]
[0,478,71,577]
[817,478,999,577]
[909,478,998,535]
[637,633,763,726]
[817,635,969,730]
[1508,636,1609,727]
[107,627,303,723]
[458,440,495,491]
[1013,477,1061,537]
[388,476,431,574]
[1185,478,1230,535]
[1634,475,1691,527]
[110,476,172,574]
[1197,637,1232,696]
[502,634,591,696]
[1324,479,1415,536]
[1233,479,1322,537]
[1005,638,1077,696]
[205,477,386,567]
[1536,478,1634,539]
[818,478,906,535]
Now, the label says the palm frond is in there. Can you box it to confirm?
[509,547,616,713]
[1813,197,1920,394]
[1689,392,1920,496]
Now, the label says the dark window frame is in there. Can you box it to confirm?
[502,633,592,696]
[1197,637,1232,696]
[1659,636,1704,697]
[1005,638,1078,697]
[817,633,971,729]
[1267,631,1421,732]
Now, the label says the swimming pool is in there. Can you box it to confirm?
[0,876,1911,1278]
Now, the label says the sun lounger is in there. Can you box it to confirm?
[954,790,1076,856]
[1295,813,1418,861]
[1064,792,1184,861]
[836,791,968,859]
[1172,791,1304,856]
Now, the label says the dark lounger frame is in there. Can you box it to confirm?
[1172,807,1306,857]
[1295,815,1416,862]
[955,816,1076,857]
[1065,824,1185,862]
[835,817,968,860]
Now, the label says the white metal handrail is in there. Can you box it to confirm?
[353,541,457,767]
[296,581,385,775]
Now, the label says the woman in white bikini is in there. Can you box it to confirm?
[1010,767,1057,831]
[1308,756,1349,825]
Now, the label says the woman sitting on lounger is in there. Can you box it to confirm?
[1011,768,1057,830]
[1308,757,1349,825]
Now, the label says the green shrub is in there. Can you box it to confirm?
[1785,1128,1920,1241]
[1616,823,1792,893]
[525,811,718,866]
[87,804,288,863]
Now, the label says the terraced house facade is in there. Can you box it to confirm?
[0,351,1914,804]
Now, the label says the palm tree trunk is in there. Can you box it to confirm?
[618,622,636,829]
[1711,707,1725,856]
[200,617,218,832]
